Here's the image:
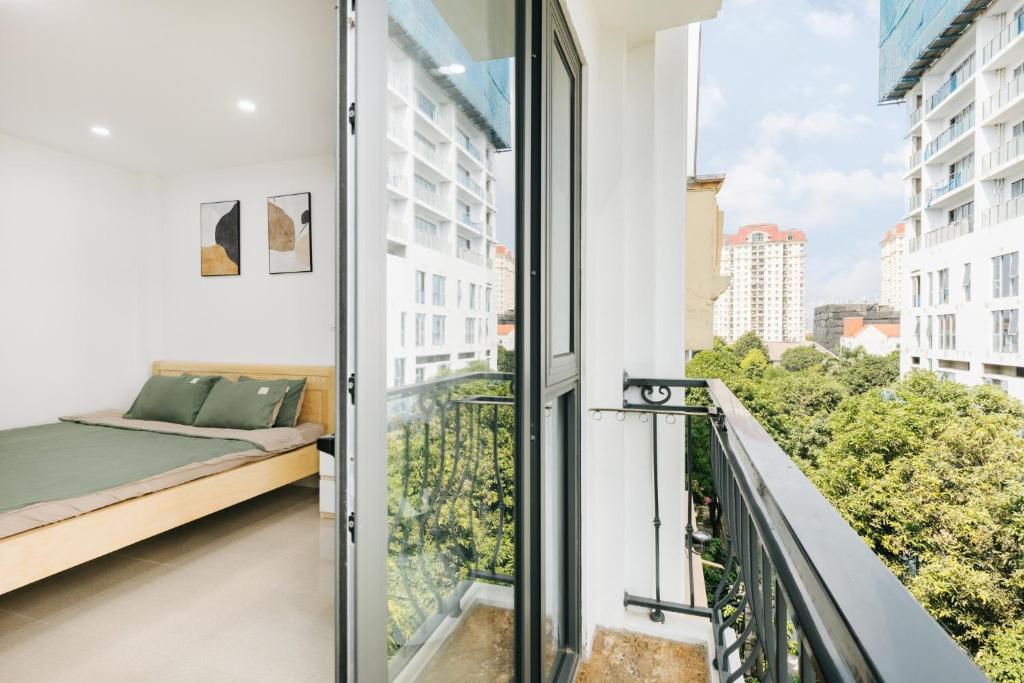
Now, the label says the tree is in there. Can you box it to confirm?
[739,349,768,379]
[732,331,767,358]
[497,345,515,373]
[831,348,899,394]
[779,345,828,372]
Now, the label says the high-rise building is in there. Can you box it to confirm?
[494,244,515,318]
[713,224,806,343]
[385,1,510,387]
[880,223,906,309]
[880,1,1024,398]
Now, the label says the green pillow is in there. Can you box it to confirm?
[193,378,290,430]
[124,375,221,425]
[239,376,307,427]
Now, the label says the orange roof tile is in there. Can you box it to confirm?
[497,324,515,336]
[723,224,806,246]
[842,317,865,337]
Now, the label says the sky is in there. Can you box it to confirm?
[699,0,905,325]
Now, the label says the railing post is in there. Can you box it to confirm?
[650,414,664,623]
[685,413,695,608]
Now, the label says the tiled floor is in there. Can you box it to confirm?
[0,486,334,683]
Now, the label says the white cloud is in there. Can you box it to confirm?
[803,10,857,39]
[700,76,727,124]
[757,108,872,142]
[716,143,902,234]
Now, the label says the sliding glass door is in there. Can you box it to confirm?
[347,0,582,680]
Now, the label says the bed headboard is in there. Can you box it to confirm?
[151,361,336,434]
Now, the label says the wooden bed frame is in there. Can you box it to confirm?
[0,361,335,596]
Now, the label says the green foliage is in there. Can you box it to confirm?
[779,345,827,372]
[686,343,1024,677]
[731,331,767,358]
[497,345,515,373]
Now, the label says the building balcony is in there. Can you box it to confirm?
[414,137,453,177]
[388,118,410,148]
[924,53,974,118]
[382,373,983,681]
[388,215,408,242]
[387,67,410,102]
[905,148,922,174]
[983,13,1024,66]
[982,71,1024,125]
[982,195,1024,229]
[414,186,451,217]
[456,246,487,267]
[925,165,973,209]
[907,103,922,132]
[456,176,485,201]
[387,169,408,197]
[981,133,1024,180]
[923,216,974,249]
[413,226,452,255]
[923,111,973,162]
[456,213,483,233]
[457,138,484,167]
[908,235,921,253]
[415,101,455,139]
[905,192,922,216]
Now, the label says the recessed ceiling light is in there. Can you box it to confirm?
[90,126,110,137]
[438,63,466,76]
[237,100,257,112]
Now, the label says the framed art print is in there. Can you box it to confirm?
[200,200,240,276]
[268,192,312,274]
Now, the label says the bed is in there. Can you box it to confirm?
[0,361,335,596]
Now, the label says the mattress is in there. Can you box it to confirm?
[0,409,323,539]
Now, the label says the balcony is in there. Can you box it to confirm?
[925,165,973,208]
[982,133,1024,179]
[982,71,1024,124]
[388,215,408,241]
[457,175,485,201]
[906,192,922,215]
[923,216,973,248]
[414,137,452,176]
[906,148,922,172]
[383,372,984,682]
[414,185,451,216]
[457,213,483,233]
[982,195,1024,228]
[413,226,452,254]
[415,100,455,138]
[983,13,1024,65]
[387,169,408,196]
[387,67,410,101]
[456,246,487,267]
[907,104,922,131]
[925,54,974,114]
[388,118,409,148]
[908,235,921,253]
[923,111,973,161]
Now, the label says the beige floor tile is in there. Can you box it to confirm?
[0,486,334,683]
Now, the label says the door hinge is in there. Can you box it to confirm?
[348,102,356,134]
[347,511,356,543]
[347,372,356,404]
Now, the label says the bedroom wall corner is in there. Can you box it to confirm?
[0,133,161,429]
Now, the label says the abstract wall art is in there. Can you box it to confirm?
[268,192,312,274]
[200,200,240,276]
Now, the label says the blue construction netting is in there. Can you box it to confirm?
[390,0,512,148]
[878,0,975,102]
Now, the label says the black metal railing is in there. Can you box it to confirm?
[612,375,987,683]
[385,371,515,675]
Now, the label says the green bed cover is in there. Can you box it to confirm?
[0,421,257,514]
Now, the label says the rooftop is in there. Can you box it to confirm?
[723,223,806,246]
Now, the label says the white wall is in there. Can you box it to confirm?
[0,134,160,429]
[0,140,335,430]
[154,156,335,366]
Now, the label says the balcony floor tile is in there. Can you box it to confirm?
[575,628,708,683]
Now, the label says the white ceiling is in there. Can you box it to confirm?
[0,0,336,175]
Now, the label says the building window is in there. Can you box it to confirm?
[394,358,405,388]
[469,283,478,310]
[915,316,921,346]
[1013,178,1024,199]
[432,315,446,345]
[465,317,476,344]
[457,280,463,308]
[416,216,438,235]
[927,316,933,349]
[993,309,1020,353]
[938,268,950,304]
[458,236,472,252]
[938,314,956,350]
[993,252,1020,298]
[485,287,492,313]
[432,275,446,306]
[963,263,971,302]
[912,275,922,307]
[400,312,407,347]
[415,271,426,304]
[457,200,472,224]
[415,174,437,194]
[984,377,1009,391]
[415,367,425,384]
[928,272,934,306]
[415,88,435,118]
[415,314,426,347]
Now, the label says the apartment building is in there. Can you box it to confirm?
[713,223,806,343]
[494,243,515,318]
[880,222,906,308]
[884,0,1024,398]
[385,11,506,387]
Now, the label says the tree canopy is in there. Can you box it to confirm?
[687,334,1024,680]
